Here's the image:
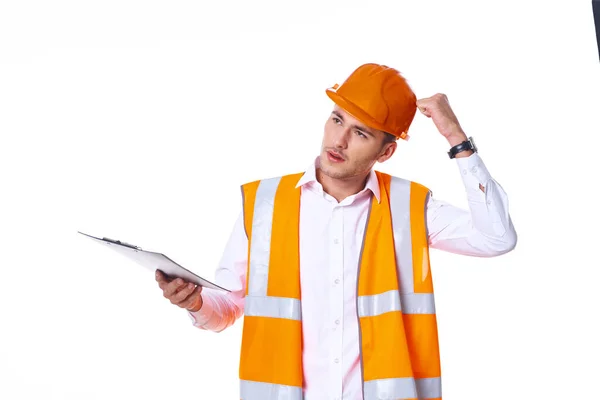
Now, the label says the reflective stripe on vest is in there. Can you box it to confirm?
[245,296,301,320]
[357,291,436,317]
[240,380,303,400]
[363,376,442,399]
[247,176,281,297]
[239,172,442,400]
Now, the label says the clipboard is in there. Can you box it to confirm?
[78,231,230,292]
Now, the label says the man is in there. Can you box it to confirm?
[156,63,517,400]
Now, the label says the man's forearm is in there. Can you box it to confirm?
[446,130,474,159]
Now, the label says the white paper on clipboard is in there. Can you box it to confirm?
[78,231,230,292]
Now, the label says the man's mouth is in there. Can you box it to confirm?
[326,150,345,163]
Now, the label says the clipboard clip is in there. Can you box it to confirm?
[102,237,142,251]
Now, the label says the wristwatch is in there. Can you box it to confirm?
[448,136,477,159]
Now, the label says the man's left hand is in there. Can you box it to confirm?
[416,93,468,146]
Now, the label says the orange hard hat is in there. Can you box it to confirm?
[325,63,417,140]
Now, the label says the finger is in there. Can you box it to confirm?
[155,269,175,283]
[418,106,431,117]
[180,287,203,310]
[155,270,168,286]
[416,97,429,104]
[171,282,197,304]
[163,278,187,297]
[156,271,175,290]
[180,286,203,309]
[178,289,200,310]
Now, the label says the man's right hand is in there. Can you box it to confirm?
[155,270,204,312]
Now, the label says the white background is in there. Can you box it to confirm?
[1,0,599,399]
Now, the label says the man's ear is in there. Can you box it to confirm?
[377,142,397,163]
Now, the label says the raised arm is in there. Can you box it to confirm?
[416,93,517,256]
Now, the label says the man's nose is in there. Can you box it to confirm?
[333,129,350,148]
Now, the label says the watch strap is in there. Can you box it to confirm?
[448,137,475,159]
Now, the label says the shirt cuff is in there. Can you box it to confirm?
[187,291,215,328]
[455,152,492,190]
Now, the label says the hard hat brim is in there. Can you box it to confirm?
[325,88,409,141]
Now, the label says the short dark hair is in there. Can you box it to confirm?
[382,132,398,144]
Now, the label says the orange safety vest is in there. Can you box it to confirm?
[238,171,441,400]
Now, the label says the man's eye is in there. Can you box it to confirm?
[333,117,341,124]
[356,131,367,138]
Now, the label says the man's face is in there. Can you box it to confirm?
[319,105,396,180]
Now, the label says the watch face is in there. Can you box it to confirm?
[469,136,477,152]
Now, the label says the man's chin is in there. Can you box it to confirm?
[320,164,348,180]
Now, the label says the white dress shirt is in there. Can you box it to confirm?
[189,152,517,400]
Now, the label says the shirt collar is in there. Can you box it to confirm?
[295,156,381,203]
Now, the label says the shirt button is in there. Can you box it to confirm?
[334,358,339,363]
[334,278,340,284]
[462,169,467,175]
[487,200,491,205]
[335,319,340,325]
[471,166,478,173]
[333,238,339,244]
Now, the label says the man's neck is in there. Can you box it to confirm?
[316,168,370,203]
